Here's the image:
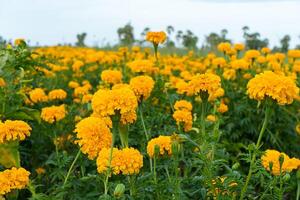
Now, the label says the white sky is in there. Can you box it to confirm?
[1,0,300,47]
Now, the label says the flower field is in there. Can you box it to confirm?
[0,33,300,200]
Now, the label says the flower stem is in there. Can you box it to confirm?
[240,105,271,199]
[63,149,81,187]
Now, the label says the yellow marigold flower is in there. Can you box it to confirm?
[72,60,84,71]
[234,43,245,51]
[212,57,227,68]
[209,176,238,198]
[35,167,46,175]
[41,105,66,124]
[174,100,192,112]
[245,50,261,60]
[261,47,271,54]
[129,75,155,101]
[0,78,6,87]
[223,69,236,80]
[188,73,224,101]
[81,94,93,104]
[288,49,300,59]
[0,167,30,195]
[101,69,123,85]
[14,38,25,46]
[147,135,172,158]
[257,56,267,64]
[127,59,156,74]
[68,81,80,89]
[48,89,67,101]
[146,31,167,45]
[75,117,112,160]
[206,114,217,122]
[247,71,299,105]
[243,73,252,79]
[217,102,228,113]
[92,87,138,124]
[0,120,31,144]
[230,59,249,70]
[73,86,91,97]
[29,88,48,103]
[261,149,300,175]
[173,110,193,132]
[96,147,143,175]
[217,42,231,53]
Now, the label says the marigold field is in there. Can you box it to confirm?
[1,34,300,200]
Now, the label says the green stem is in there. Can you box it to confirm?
[200,98,207,136]
[153,156,157,184]
[63,149,81,187]
[139,105,153,172]
[296,180,300,200]
[240,105,271,200]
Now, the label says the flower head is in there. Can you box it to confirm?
[75,117,112,160]
[29,88,48,103]
[0,120,31,144]
[101,69,123,85]
[147,135,172,158]
[129,75,155,101]
[146,31,167,45]
[0,167,30,195]
[247,71,299,105]
[41,105,66,123]
[96,147,143,175]
[48,89,67,101]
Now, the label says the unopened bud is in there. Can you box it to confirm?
[114,184,125,199]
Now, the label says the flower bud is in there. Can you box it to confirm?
[283,173,290,182]
[114,184,125,199]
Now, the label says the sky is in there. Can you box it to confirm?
[1,0,300,47]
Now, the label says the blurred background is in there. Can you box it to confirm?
[1,0,300,49]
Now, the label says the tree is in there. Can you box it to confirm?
[139,27,150,45]
[181,30,198,50]
[204,30,231,50]
[166,25,175,48]
[75,33,87,47]
[117,23,135,46]
[242,27,268,49]
[280,35,291,52]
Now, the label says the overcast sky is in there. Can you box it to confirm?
[1,0,300,47]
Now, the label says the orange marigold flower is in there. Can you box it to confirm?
[146,31,167,45]
[41,105,66,124]
[147,135,172,158]
[0,120,31,144]
[129,75,155,101]
[29,88,48,103]
[101,69,123,85]
[48,89,67,101]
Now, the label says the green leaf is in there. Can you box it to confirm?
[0,141,20,168]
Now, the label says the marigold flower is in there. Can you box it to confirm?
[101,69,123,85]
[223,69,236,80]
[72,60,84,71]
[217,42,231,53]
[129,75,155,101]
[48,89,67,101]
[146,31,167,45]
[147,135,172,158]
[247,71,299,105]
[75,117,112,160]
[29,88,48,103]
[35,167,46,175]
[261,149,300,175]
[41,105,66,124]
[188,73,224,101]
[174,100,192,112]
[0,78,6,87]
[68,81,80,89]
[245,50,260,60]
[295,123,300,135]
[217,102,228,113]
[234,43,245,51]
[0,120,31,144]
[0,167,30,195]
[206,114,217,122]
[230,59,249,70]
[173,110,193,132]
[261,47,271,54]
[127,59,156,74]
[92,87,138,124]
[96,147,143,175]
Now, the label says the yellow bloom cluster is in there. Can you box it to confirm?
[92,86,138,124]
[261,149,300,175]
[0,78,6,87]
[147,135,172,158]
[101,69,123,85]
[96,147,143,175]
[187,73,224,101]
[217,42,231,53]
[41,105,66,124]
[173,100,193,132]
[74,117,112,160]
[129,75,155,101]
[0,120,31,144]
[29,88,48,103]
[247,71,299,105]
[217,102,228,113]
[146,31,167,45]
[48,89,67,101]
[127,59,157,74]
[0,167,30,195]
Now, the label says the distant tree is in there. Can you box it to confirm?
[117,23,135,46]
[0,36,7,48]
[242,27,268,49]
[181,30,198,50]
[139,27,150,45]
[280,35,291,52]
[75,32,87,47]
[176,30,183,44]
[204,29,231,50]
[166,25,175,48]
